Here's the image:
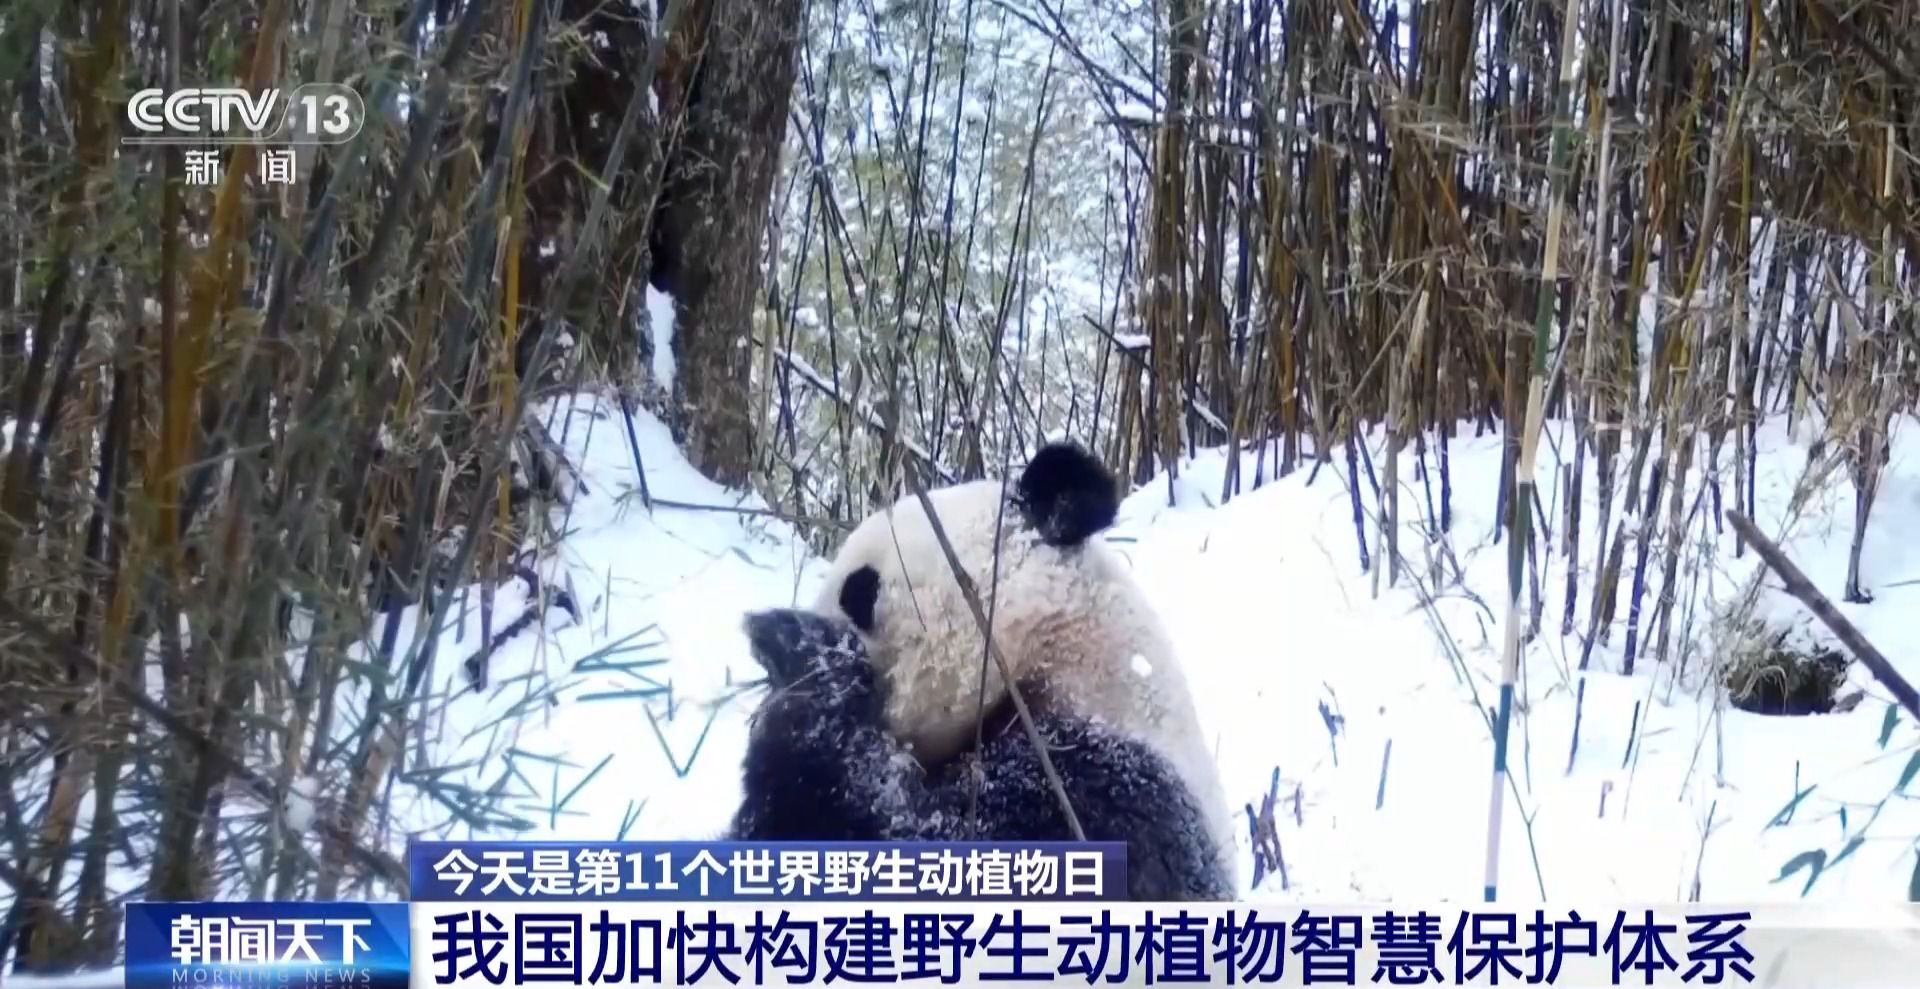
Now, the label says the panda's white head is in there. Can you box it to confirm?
[810,441,1161,764]
[808,441,1239,891]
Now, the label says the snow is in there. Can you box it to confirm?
[282,775,322,835]
[1158,419,1920,902]
[5,397,1916,982]
[645,285,677,393]
[351,393,820,848]
[365,394,1920,905]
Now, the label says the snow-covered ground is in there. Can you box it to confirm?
[5,393,1916,988]
[364,392,1919,905]
[367,395,821,849]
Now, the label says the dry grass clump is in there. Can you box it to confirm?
[1720,617,1852,717]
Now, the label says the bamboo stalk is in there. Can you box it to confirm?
[1485,0,1581,904]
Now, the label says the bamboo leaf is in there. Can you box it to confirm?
[1767,784,1818,828]
[1775,850,1827,897]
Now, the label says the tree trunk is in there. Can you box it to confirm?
[508,0,661,384]
[650,0,804,487]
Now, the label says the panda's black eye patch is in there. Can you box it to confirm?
[840,565,881,632]
[1016,441,1119,547]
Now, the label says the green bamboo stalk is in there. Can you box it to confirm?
[1485,0,1582,903]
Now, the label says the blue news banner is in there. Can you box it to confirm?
[125,840,1920,988]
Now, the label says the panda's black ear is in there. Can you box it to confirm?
[1016,441,1120,547]
[838,565,881,633]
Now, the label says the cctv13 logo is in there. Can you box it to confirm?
[123,83,365,146]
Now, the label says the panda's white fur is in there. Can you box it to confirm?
[811,447,1239,892]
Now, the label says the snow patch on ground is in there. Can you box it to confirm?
[361,392,823,849]
[645,286,678,394]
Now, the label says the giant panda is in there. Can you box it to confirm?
[728,441,1239,900]
[729,606,1234,900]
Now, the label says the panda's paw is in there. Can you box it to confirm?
[1016,441,1120,547]
[743,608,873,688]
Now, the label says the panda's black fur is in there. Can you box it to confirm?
[728,607,1235,901]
